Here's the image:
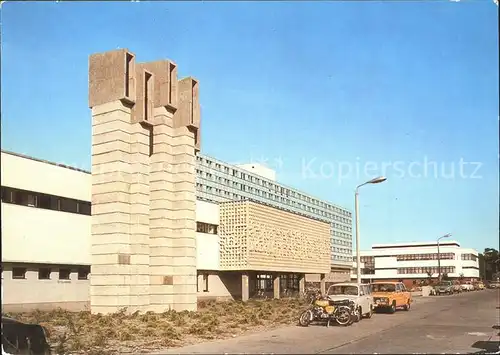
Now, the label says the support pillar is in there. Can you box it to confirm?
[88,49,201,314]
[273,274,280,299]
[145,61,199,312]
[320,273,326,295]
[89,49,144,314]
[242,273,249,302]
[299,273,306,295]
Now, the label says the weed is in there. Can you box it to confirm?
[3,298,307,354]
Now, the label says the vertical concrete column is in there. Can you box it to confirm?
[142,61,199,312]
[148,108,176,312]
[319,273,326,295]
[273,274,280,299]
[242,273,249,302]
[298,274,306,296]
[128,66,155,311]
[170,77,199,311]
[170,124,197,310]
[89,49,138,314]
[89,50,202,314]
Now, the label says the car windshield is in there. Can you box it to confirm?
[372,284,396,292]
[328,285,358,296]
[438,282,451,286]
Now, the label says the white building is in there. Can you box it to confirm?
[1,150,351,312]
[351,241,480,288]
[235,163,277,182]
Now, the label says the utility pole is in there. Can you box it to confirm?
[437,234,451,281]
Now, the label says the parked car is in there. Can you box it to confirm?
[1,316,51,355]
[460,282,475,292]
[371,281,412,313]
[488,281,500,289]
[452,281,462,293]
[326,283,374,321]
[435,281,455,295]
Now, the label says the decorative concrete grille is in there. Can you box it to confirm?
[219,200,331,274]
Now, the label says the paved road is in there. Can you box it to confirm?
[158,290,500,354]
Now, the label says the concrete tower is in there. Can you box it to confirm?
[88,49,200,314]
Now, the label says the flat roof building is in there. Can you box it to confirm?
[196,154,353,267]
[351,241,480,289]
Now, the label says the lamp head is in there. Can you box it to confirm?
[368,176,387,184]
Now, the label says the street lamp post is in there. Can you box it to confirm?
[437,233,451,281]
[355,176,387,286]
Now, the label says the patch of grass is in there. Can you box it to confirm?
[3,298,309,354]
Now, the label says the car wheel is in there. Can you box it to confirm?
[355,307,362,322]
[366,305,373,318]
[403,300,410,311]
[389,301,396,314]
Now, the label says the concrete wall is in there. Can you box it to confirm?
[195,200,220,270]
[1,266,239,311]
[1,264,90,312]
[1,151,91,201]
[196,200,219,224]
[1,188,219,270]
[196,234,219,270]
[2,203,91,265]
[196,271,239,300]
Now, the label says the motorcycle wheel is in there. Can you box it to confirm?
[299,310,312,327]
[335,308,352,326]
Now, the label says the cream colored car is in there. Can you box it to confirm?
[326,283,374,320]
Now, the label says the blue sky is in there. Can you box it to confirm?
[1,1,498,252]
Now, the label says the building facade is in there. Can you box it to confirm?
[351,241,480,288]
[1,48,353,313]
[195,155,353,267]
[1,151,349,311]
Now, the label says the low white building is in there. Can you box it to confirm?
[351,241,480,288]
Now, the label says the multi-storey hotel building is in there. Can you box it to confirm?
[351,241,480,288]
[195,155,353,266]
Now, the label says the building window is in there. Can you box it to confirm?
[396,253,455,261]
[78,202,91,215]
[397,266,456,275]
[203,274,209,292]
[59,198,78,213]
[196,222,218,234]
[12,267,27,279]
[38,268,51,280]
[59,268,71,280]
[38,194,52,209]
[256,274,273,291]
[0,186,91,216]
[77,268,90,280]
[461,254,477,261]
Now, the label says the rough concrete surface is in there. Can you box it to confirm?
[152,289,499,354]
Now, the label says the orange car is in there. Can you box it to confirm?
[371,281,412,313]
